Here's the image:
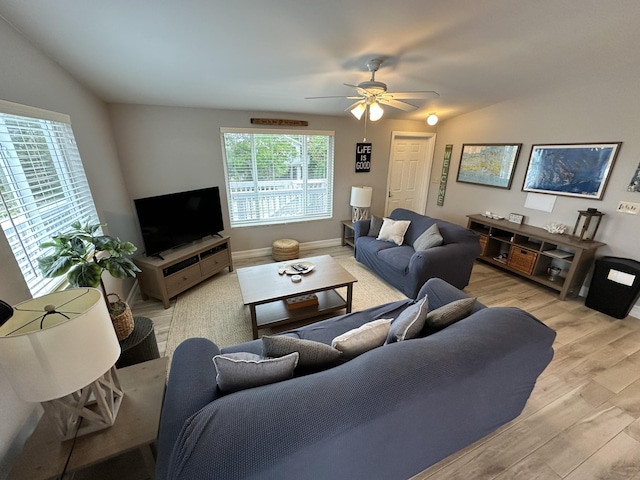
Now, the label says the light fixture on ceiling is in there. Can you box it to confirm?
[426,113,439,126]
[350,101,384,122]
[350,103,366,120]
[369,102,384,121]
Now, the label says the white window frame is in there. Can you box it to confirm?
[0,99,100,297]
[220,128,335,228]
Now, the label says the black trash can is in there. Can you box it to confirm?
[585,256,640,319]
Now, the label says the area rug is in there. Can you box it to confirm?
[165,256,406,358]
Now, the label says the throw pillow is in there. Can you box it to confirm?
[413,223,444,251]
[262,336,342,368]
[386,296,429,343]
[367,215,384,237]
[331,318,392,358]
[377,218,411,246]
[213,351,299,393]
[425,297,477,333]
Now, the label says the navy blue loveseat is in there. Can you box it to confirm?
[354,208,482,298]
[156,278,555,480]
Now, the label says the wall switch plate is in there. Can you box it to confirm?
[617,201,640,214]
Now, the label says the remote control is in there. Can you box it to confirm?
[291,264,306,272]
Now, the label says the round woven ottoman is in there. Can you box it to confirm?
[272,238,299,261]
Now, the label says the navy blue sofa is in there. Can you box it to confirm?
[156,278,555,480]
[354,208,482,298]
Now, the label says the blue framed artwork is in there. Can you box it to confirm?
[456,143,522,189]
[523,143,621,200]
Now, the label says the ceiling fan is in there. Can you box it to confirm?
[306,58,439,121]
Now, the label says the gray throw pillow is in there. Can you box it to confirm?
[425,297,477,332]
[331,318,392,358]
[367,215,384,237]
[413,223,444,251]
[386,296,429,343]
[262,336,342,368]
[213,351,299,393]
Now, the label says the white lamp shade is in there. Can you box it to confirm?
[0,288,120,402]
[427,114,439,126]
[350,186,373,208]
[369,102,384,121]
[350,103,366,120]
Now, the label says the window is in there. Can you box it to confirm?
[0,100,100,296]
[221,128,334,227]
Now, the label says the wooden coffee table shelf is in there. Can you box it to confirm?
[237,255,357,338]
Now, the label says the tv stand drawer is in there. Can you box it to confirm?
[165,264,201,297]
[200,250,230,277]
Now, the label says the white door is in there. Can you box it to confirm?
[385,132,436,216]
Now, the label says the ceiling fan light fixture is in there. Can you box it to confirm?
[426,113,439,126]
[369,102,384,121]
[351,103,366,120]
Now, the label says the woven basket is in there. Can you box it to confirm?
[107,293,134,341]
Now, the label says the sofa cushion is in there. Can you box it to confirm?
[367,215,384,237]
[377,218,411,246]
[212,351,299,393]
[262,335,341,368]
[331,318,392,358]
[413,223,444,251]
[387,296,429,343]
[425,297,477,333]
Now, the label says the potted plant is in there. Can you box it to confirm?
[38,220,141,340]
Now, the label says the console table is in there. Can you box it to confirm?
[133,235,233,308]
[467,214,605,300]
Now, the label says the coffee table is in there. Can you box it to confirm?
[237,255,357,339]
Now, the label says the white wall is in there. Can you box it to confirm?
[108,104,433,252]
[427,69,640,301]
[0,18,135,475]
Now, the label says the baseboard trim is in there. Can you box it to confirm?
[231,238,342,260]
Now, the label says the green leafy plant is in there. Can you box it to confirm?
[38,221,140,304]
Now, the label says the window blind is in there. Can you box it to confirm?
[0,99,100,296]
[221,128,334,227]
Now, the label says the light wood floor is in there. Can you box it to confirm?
[125,245,640,480]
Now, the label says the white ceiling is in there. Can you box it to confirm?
[0,0,638,122]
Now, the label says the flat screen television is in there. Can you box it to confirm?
[133,186,225,257]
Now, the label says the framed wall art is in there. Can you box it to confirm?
[523,143,621,199]
[456,143,522,189]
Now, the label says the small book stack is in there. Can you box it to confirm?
[285,294,319,310]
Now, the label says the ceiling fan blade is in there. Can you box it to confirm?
[386,91,440,100]
[304,95,353,100]
[345,100,365,112]
[379,98,418,111]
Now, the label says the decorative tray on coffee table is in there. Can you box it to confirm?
[282,261,315,275]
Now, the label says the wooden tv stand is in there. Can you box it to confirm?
[133,235,233,308]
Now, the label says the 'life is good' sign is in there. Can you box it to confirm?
[355,143,372,173]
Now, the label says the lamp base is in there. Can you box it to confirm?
[352,207,370,222]
[41,366,124,441]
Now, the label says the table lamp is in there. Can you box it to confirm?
[350,186,372,222]
[0,288,123,440]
